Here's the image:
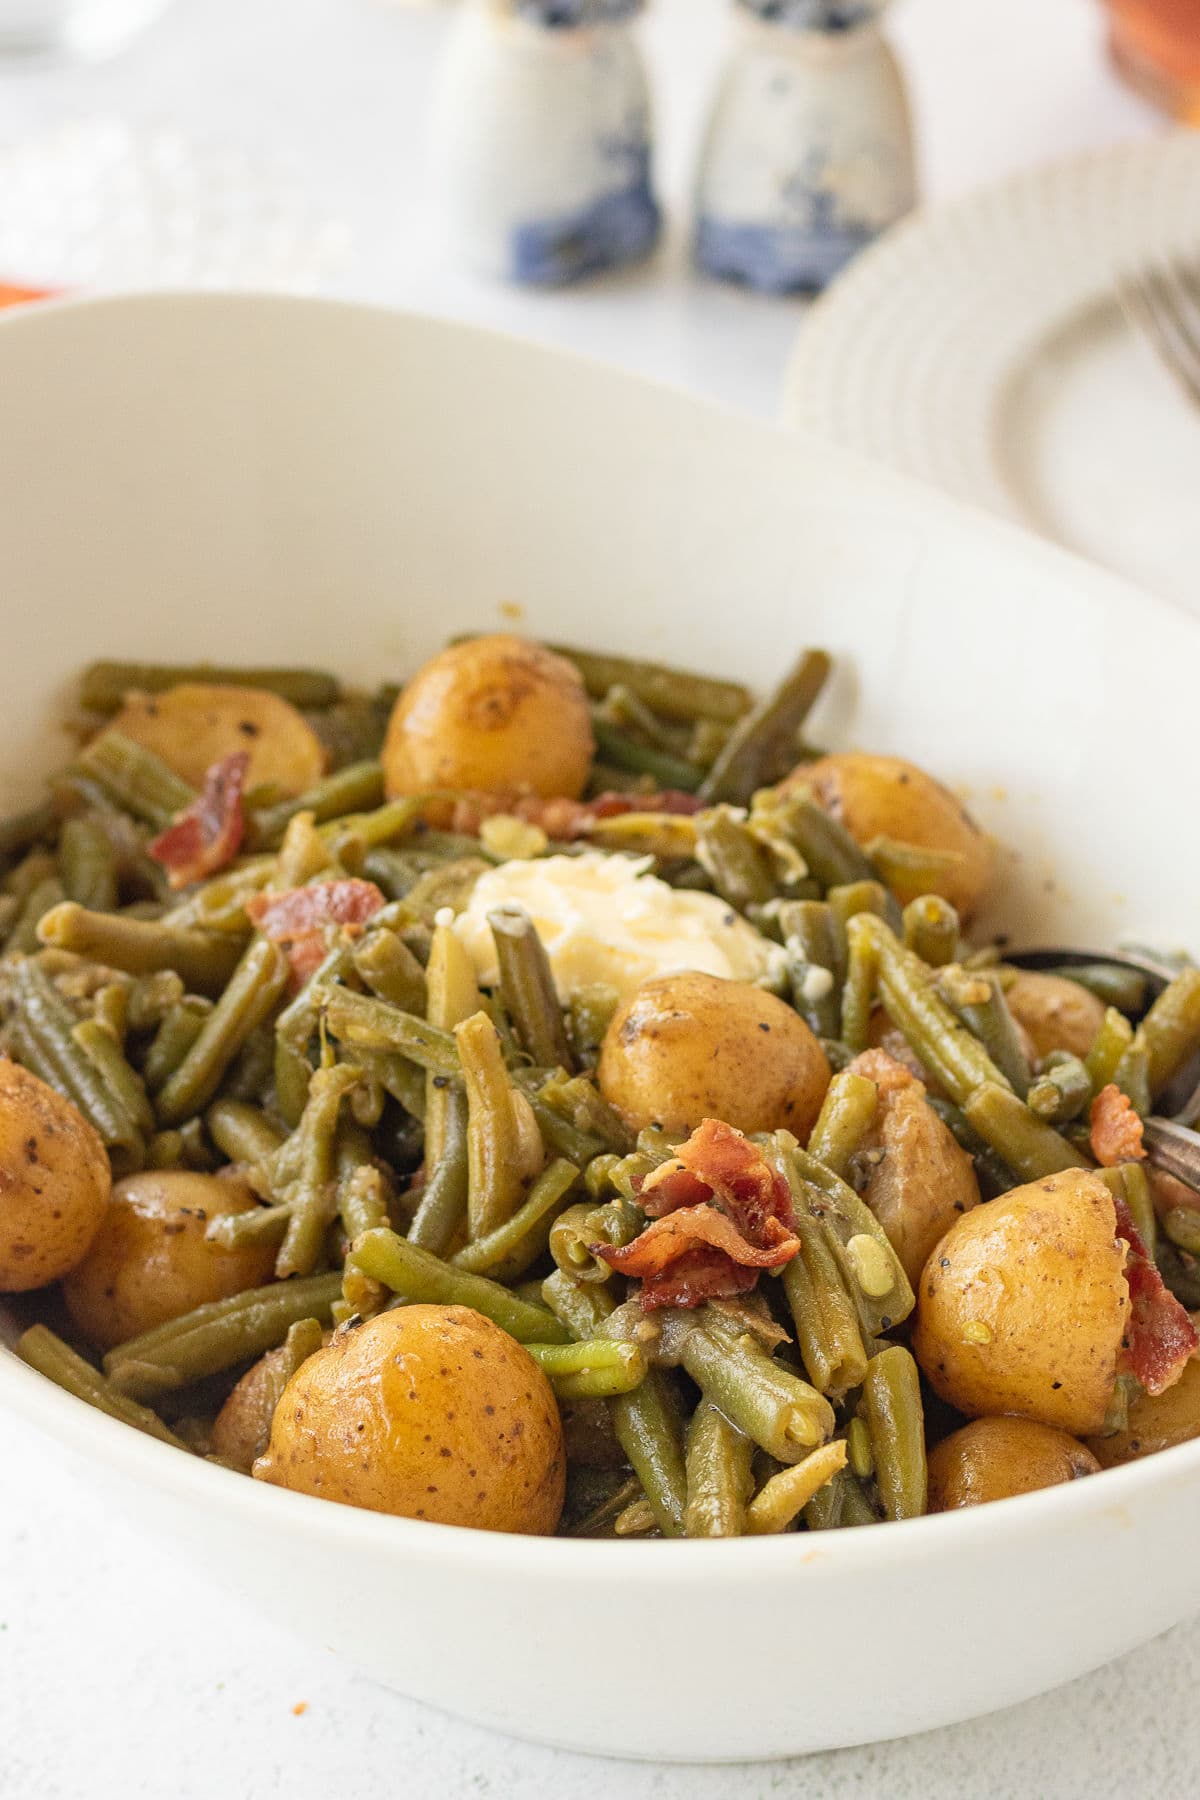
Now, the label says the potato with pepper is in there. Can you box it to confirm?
[1087,1344,1200,1468]
[598,970,831,1139]
[109,682,327,795]
[254,1304,566,1534]
[383,635,594,805]
[0,1060,111,1292]
[784,752,993,917]
[927,1417,1101,1510]
[1002,971,1107,1062]
[62,1169,277,1351]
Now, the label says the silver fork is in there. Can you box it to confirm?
[1119,257,1200,410]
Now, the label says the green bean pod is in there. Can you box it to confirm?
[698,650,831,805]
[18,1325,187,1449]
[684,1397,754,1538]
[488,904,573,1071]
[155,937,290,1125]
[38,901,243,996]
[525,1338,647,1401]
[80,660,341,713]
[861,1345,927,1522]
[59,816,120,913]
[452,1157,579,1282]
[676,1309,835,1464]
[76,731,196,830]
[352,1227,569,1344]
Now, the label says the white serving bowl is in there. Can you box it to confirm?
[0,293,1197,1763]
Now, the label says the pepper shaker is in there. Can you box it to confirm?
[430,0,662,287]
[694,0,916,294]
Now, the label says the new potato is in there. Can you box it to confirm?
[1088,1344,1200,1467]
[928,1417,1100,1510]
[109,682,326,794]
[62,1169,277,1350]
[0,1060,110,1292]
[1003,971,1107,1062]
[913,1169,1128,1436]
[254,1304,565,1534]
[598,970,831,1138]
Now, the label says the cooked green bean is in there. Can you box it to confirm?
[250,761,385,848]
[695,807,778,908]
[1112,1039,1152,1116]
[104,1272,343,1400]
[675,1308,835,1464]
[0,798,58,866]
[456,1010,530,1240]
[782,1139,915,1335]
[275,1064,362,1278]
[590,715,701,793]
[1034,961,1149,1016]
[525,1338,647,1400]
[781,1211,870,1400]
[38,901,242,995]
[406,1085,470,1256]
[80,660,342,713]
[777,898,842,1037]
[938,965,1033,1097]
[6,874,65,954]
[1099,1162,1158,1258]
[12,959,144,1155]
[861,1346,927,1522]
[698,650,831,804]
[72,1017,155,1135]
[746,1440,849,1535]
[839,915,878,1055]
[924,1094,1023,1196]
[960,1083,1082,1182]
[1163,1205,1200,1257]
[858,914,1011,1105]
[867,837,966,897]
[77,731,195,830]
[534,1071,634,1156]
[1085,1005,1135,1094]
[314,984,459,1077]
[352,1228,570,1344]
[684,1397,754,1538]
[156,937,290,1125]
[141,997,211,1094]
[1026,1054,1093,1125]
[351,928,427,1014]
[772,791,876,890]
[550,1199,639,1283]
[59,816,119,912]
[807,1070,878,1178]
[902,893,960,967]
[548,644,752,725]
[488,904,573,1071]
[1119,969,1200,1101]
[452,1157,579,1280]
[18,1325,187,1449]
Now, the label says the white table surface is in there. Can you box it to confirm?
[0,3,1189,1795]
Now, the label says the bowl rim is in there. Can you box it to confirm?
[2,286,1199,1575]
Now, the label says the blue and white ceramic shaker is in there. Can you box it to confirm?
[430,0,662,287]
[694,0,916,294]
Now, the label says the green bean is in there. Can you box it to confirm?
[77,731,195,830]
[781,1211,870,1399]
[1026,1054,1093,1125]
[777,899,841,1037]
[6,874,65,954]
[861,1345,927,1521]
[550,1199,638,1283]
[72,1018,155,1135]
[960,1083,1083,1182]
[223,1022,276,1104]
[1120,969,1200,1102]
[161,858,274,933]
[695,807,778,909]
[91,981,129,1043]
[455,1011,529,1240]
[807,1070,879,1178]
[320,796,436,854]
[1112,1040,1152,1116]
[271,940,356,1126]
[684,1397,755,1538]
[772,792,876,890]
[782,1140,915,1335]
[846,1414,875,1480]
[535,1071,634,1156]
[583,812,700,860]
[146,1129,185,1169]
[406,1086,470,1256]
[596,683,696,757]
[206,1097,287,1166]
[125,970,186,1031]
[156,937,290,1125]
[18,1325,187,1449]
[213,1316,326,1472]
[250,761,385,848]
[746,1440,849,1535]
[141,997,212,1093]
[839,915,877,1055]
[525,1338,647,1401]
[590,716,701,793]
[0,798,58,866]
[676,1309,835,1463]
[1163,1205,1200,1257]
[902,894,960,967]
[540,1270,687,1537]
[548,643,752,726]
[924,1095,1020,1196]
[859,914,1011,1105]
[335,1133,390,1242]
[80,660,342,713]
[1085,1006,1135,1094]
[509,1070,612,1166]
[488,905,573,1071]
[1099,1162,1158,1258]
[567,983,620,1062]
[351,928,427,1014]
[938,965,1033,1097]
[452,1157,579,1281]
[867,837,966,898]
[424,915,482,1164]
[826,878,903,939]
[274,1064,362,1277]
[12,960,144,1155]
[59,816,119,912]
[314,984,459,1077]
[205,1201,293,1250]
[351,1227,569,1344]
[698,651,831,804]
[104,1272,343,1400]
[38,901,242,996]
[1038,962,1149,1016]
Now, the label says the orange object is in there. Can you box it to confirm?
[0,284,53,309]
[1104,0,1200,119]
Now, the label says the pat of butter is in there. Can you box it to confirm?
[452,852,786,1003]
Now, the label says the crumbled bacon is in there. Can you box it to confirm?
[1112,1192,1197,1395]
[246,878,386,985]
[440,788,702,840]
[846,1046,916,1100]
[149,751,249,889]
[1090,1084,1146,1168]
[596,1118,800,1310]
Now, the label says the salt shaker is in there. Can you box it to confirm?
[694,0,916,294]
[430,0,662,287]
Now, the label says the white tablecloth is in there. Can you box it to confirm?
[1,4,1188,1795]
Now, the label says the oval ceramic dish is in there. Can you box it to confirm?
[1,293,1199,1761]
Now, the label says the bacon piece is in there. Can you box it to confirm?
[1112,1192,1197,1395]
[597,1118,800,1311]
[441,788,702,840]
[149,751,249,889]
[1090,1084,1146,1168]
[846,1046,916,1100]
[246,878,385,985]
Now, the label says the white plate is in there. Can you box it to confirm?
[780,132,1200,610]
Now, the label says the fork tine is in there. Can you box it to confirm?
[1120,266,1200,409]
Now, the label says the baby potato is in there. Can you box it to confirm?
[598,971,831,1139]
[382,635,594,803]
[254,1304,565,1534]
[928,1417,1101,1511]
[1004,971,1107,1062]
[787,752,993,916]
[846,1049,980,1288]
[0,1060,110,1292]
[109,683,326,795]
[62,1169,276,1351]
[1088,1344,1200,1468]
[211,1342,295,1473]
[913,1169,1128,1436]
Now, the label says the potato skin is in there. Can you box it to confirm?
[787,752,993,916]
[846,1049,980,1288]
[382,635,593,803]
[598,971,831,1139]
[62,1169,275,1350]
[212,1342,295,1474]
[1004,972,1107,1062]
[254,1305,566,1534]
[109,683,326,794]
[928,1417,1101,1510]
[1087,1344,1200,1468]
[913,1169,1128,1435]
[0,1060,110,1292]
